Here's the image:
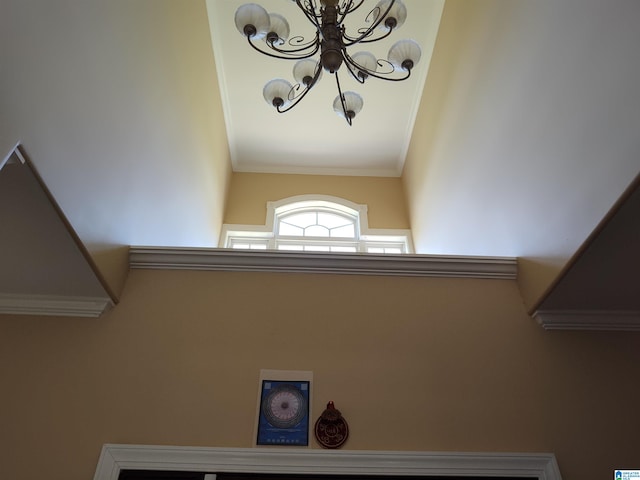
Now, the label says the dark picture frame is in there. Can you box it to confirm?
[256,379,310,446]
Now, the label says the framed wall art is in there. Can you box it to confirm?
[254,370,312,447]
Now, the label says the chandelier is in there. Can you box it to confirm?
[234,0,421,125]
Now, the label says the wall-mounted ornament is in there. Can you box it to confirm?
[314,401,349,449]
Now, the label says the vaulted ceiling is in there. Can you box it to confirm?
[1,0,639,318]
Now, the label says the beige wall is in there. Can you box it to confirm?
[1,269,639,480]
[403,0,640,310]
[1,0,231,296]
[224,172,410,230]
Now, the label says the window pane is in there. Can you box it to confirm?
[330,224,355,238]
[318,212,352,229]
[278,244,304,251]
[282,212,317,228]
[279,222,304,236]
[331,246,357,252]
[304,245,331,252]
[305,225,329,237]
[230,240,269,250]
[366,244,406,253]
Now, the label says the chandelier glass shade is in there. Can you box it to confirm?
[234,0,422,125]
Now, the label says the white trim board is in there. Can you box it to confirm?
[129,247,517,280]
[0,293,112,318]
[93,445,561,480]
[94,444,562,480]
[534,310,640,331]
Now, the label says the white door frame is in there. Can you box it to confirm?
[93,445,562,480]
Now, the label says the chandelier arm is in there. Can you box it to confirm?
[342,50,410,81]
[359,68,411,81]
[266,33,321,56]
[295,0,323,31]
[274,84,309,114]
[336,1,356,25]
[341,0,367,15]
[275,62,324,114]
[341,0,396,47]
[364,63,412,82]
[334,73,353,126]
[247,36,320,61]
[342,26,394,45]
[341,53,367,84]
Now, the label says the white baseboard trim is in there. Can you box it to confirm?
[129,247,517,279]
[93,445,561,480]
[0,293,112,318]
[534,310,640,331]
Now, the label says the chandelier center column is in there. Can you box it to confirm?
[320,5,343,73]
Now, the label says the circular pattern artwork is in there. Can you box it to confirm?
[262,384,307,429]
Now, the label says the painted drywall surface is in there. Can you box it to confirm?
[224,172,410,229]
[1,270,639,480]
[0,162,108,297]
[0,132,19,168]
[0,0,231,294]
[403,0,640,307]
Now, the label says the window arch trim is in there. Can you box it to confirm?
[269,194,367,230]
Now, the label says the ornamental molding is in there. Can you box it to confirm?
[0,293,112,318]
[93,445,561,480]
[534,310,640,331]
[129,247,517,279]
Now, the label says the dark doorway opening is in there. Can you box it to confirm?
[119,471,536,480]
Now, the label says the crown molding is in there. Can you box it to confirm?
[129,247,517,279]
[93,445,561,480]
[534,310,640,331]
[0,293,113,318]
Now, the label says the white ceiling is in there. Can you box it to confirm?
[207,0,444,176]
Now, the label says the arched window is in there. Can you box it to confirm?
[221,195,412,253]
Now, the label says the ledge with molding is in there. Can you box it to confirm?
[129,247,518,280]
[534,309,640,331]
[0,293,113,318]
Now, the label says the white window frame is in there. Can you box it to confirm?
[221,195,414,253]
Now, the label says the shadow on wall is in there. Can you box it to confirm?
[0,145,117,317]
